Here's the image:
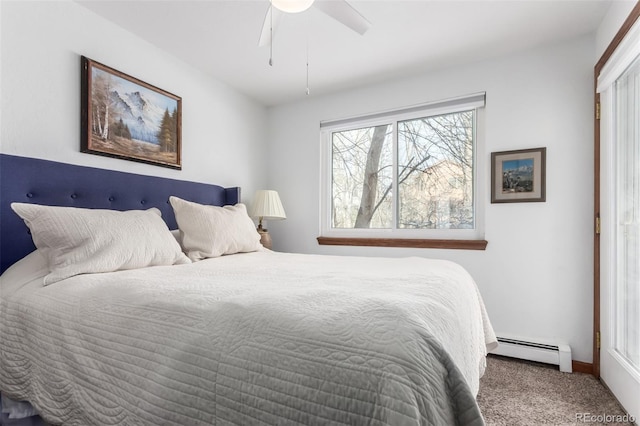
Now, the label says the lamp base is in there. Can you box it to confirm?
[257,226,272,250]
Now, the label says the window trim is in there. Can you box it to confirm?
[319,93,487,248]
[317,237,488,250]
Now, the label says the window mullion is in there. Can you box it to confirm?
[392,121,398,231]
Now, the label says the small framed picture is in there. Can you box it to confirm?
[491,147,546,203]
[81,56,182,169]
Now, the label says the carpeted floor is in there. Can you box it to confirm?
[477,355,636,425]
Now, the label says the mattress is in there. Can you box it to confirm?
[0,250,497,425]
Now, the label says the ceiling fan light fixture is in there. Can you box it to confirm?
[272,0,315,14]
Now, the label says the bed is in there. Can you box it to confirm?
[0,154,498,426]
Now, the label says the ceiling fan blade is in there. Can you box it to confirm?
[258,6,284,47]
[314,0,371,35]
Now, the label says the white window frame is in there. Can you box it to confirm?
[319,93,486,241]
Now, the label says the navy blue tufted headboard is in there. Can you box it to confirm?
[0,154,240,274]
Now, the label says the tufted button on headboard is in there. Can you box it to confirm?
[0,154,240,274]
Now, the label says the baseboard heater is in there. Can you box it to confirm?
[491,336,572,373]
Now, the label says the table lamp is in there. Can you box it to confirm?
[249,190,286,250]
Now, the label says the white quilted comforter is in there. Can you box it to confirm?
[0,250,497,426]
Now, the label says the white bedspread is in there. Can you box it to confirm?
[0,250,497,425]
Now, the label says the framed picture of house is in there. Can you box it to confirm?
[81,56,182,169]
[491,147,546,203]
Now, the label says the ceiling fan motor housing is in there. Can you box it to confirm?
[272,0,315,14]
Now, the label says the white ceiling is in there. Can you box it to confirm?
[77,0,612,106]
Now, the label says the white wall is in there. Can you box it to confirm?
[596,0,637,61]
[0,0,267,196]
[267,35,595,362]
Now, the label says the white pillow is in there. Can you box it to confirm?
[169,196,261,261]
[170,229,182,246]
[11,203,191,285]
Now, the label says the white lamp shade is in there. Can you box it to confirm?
[250,190,286,220]
[272,0,314,13]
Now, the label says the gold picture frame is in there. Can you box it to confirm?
[81,56,182,169]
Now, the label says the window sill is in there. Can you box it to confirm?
[316,237,488,250]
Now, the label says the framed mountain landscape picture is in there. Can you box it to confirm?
[491,147,546,203]
[81,56,182,169]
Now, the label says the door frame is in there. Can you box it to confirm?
[593,1,640,379]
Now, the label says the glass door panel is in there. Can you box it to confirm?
[614,54,640,372]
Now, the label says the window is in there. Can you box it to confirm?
[319,93,486,248]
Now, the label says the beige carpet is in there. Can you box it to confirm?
[477,355,636,425]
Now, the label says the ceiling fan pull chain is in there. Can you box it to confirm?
[306,57,310,95]
[306,16,310,95]
[269,1,273,66]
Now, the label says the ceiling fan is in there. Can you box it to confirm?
[258,0,372,48]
